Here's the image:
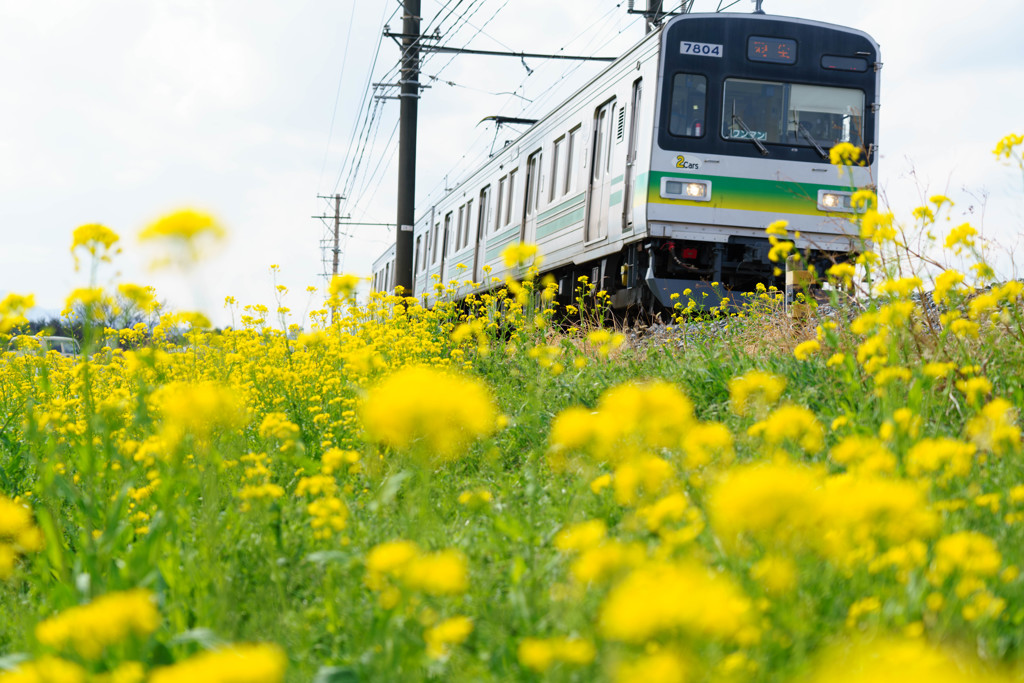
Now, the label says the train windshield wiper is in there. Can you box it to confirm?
[730,111,769,156]
[796,121,828,160]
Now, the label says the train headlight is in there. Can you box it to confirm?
[685,182,707,198]
[661,178,711,202]
[817,190,855,212]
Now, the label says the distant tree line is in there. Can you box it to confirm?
[15,291,167,346]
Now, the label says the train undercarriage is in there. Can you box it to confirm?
[546,235,848,319]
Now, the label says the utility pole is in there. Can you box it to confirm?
[331,193,341,277]
[313,193,346,283]
[381,5,619,292]
[394,0,420,295]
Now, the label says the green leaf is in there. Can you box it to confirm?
[35,505,65,575]
[0,654,30,672]
[313,666,360,683]
[169,628,227,649]
[378,470,410,505]
[305,550,349,566]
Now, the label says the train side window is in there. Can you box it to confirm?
[464,199,473,250]
[495,175,507,233]
[565,126,580,194]
[525,150,542,216]
[443,212,453,255]
[432,222,440,264]
[457,205,465,251]
[478,186,490,241]
[550,136,564,201]
[668,73,707,138]
[506,169,517,225]
[414,235,421,274]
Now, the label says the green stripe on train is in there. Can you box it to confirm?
[647,171,849,216]
[536,205,585,239]
[537,192,586,223]
[484,226,521,261]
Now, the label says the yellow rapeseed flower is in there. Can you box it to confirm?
[0,656,87,683]
[360,366,497,463]
[424,616,473,659]
[554,519,607,553]
[501,243,541,269]
[71,223,121,270]
[598,560,756,643]
[148,643,286,683]
[403,549,470,595]
[793,339,820,361]
[747,404,824,453]
[139,209,226,268]
[568,540,646,584]
[932,531,1002,579]
[728,370,786,418]
[328,274,361,303]
[933,270,966,304]
[517,637,596,673]
[827,262,856,287]
[615,651,689,683]
[944,223,977,253]
[750,554,798,595]
[140,209,225,242]
[803,636,1011,683]
[955,376,992,406]
[149,381,247,446]
[829,142,861,166]
[0,495,43,579]
[966,398,1021,456]
[0,293,35,334]
[830,436,896,475]
[548,381,694,464]
[708,460,823,552]
[876,276,922,299]
[993,133,1023,159]
[35,589,159,659]
[680,421,734,468]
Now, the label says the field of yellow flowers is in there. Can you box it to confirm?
[1,135,1023,683]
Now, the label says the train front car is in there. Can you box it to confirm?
[644,13,880,306]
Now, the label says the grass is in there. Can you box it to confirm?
[0,136,1023,682]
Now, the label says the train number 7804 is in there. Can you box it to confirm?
[680,41,723,57]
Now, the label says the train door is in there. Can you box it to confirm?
[473,185,490,283]
[623,80,642,231]
[520,148,543,244]
[586,98,615,242]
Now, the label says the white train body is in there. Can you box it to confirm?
[372,12,880,309]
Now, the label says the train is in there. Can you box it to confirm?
[371,10,880,311]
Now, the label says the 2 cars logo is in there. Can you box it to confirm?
[675,155,702,170]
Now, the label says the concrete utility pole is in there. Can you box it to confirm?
[313,193,346,282]
[383,4,618,293]
[394,0,420,294]
[331,193,341,277]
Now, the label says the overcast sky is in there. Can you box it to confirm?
[2,0,1022,326]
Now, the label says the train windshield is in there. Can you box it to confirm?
[721,78,864,149]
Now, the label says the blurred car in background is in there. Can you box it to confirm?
[6,335,81,357]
